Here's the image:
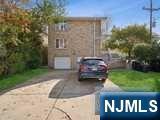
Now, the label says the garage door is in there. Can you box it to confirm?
[54,57,71,69]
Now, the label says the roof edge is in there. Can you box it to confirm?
[65,17,107,21]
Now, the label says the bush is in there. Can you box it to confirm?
[26,50,42,69]
[150,41,160,60]
[42,46,48,66]
[26,57,41,69]
[0,45,8,76]
[133,42,160,72]
[0,61,8,76]
[8,53,26,74]
[133,44,152,62]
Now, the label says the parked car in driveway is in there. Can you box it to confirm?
[78,57,108,81]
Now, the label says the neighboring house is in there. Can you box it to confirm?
[48,17,108,69]
[153,33,160,43]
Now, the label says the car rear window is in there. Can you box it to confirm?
[82,59,104,66]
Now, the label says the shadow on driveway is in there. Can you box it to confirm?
[49,71,104,99]
[0,70,70,95]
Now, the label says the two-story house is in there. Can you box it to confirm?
[48,17,108,69]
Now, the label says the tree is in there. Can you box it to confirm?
[0,0,66,76]
[105,25,150,59]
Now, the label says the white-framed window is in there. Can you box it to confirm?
[55,22,68,31]
[0,7,5,13]
[55,39,67,49]
[101,20,108,35]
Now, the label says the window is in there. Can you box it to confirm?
[101,20,108,35]
[56,39,67,49]
[0,7,5,13]
[55,22,68,31]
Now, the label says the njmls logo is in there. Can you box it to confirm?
[105,100,158,113]
[100,92,160,120]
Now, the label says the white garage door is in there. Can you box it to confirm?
[54,57,71,69]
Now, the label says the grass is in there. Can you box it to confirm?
[0,68,48,92]
[109,69,160,92]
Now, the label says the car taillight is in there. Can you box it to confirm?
[98,65,107,71]
[80,65,88,72]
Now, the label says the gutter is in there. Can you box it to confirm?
[93,17,96,57]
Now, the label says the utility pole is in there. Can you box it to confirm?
[143,0,160,41]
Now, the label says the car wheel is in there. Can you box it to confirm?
[100,78,106,83]
[78,78,83,82]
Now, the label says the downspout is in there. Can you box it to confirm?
[93,18,96,57]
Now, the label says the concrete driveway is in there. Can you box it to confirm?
[0,70,122,120]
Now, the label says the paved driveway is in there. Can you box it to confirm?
[0,70,122,120]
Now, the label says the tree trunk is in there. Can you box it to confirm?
[126,49,132,69]
[128,50,131,60]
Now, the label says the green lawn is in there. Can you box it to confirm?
[0,68,48,92]
[109,69,160,92]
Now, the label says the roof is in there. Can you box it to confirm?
[65,17,107,21]
[82,57,103,60]
[153,32,160,38]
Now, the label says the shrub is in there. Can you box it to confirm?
[0,62,8,76]
[8,52,26,74]
[26,50,42,69]
[133,44,152,62]
[0,45,8,76]
[150,41,160,60]
[133,42,160,72]
[42,46,48,66]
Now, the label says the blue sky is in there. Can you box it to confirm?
[67,0,160,33]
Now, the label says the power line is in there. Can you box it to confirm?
[143,0,160,41]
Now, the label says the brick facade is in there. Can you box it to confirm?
[48,17,107,69]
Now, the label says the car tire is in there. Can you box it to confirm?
[78,78,83,82]
[101,78,106,83]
